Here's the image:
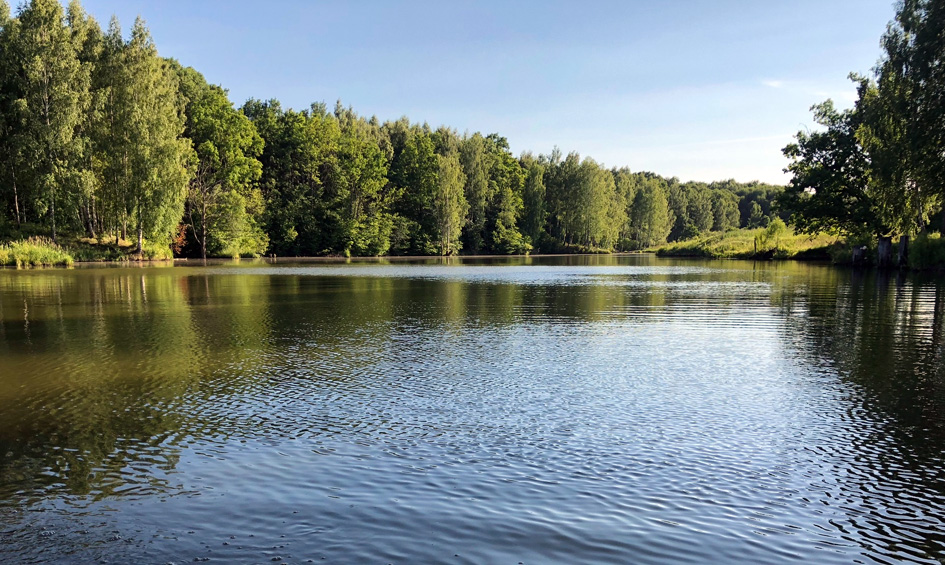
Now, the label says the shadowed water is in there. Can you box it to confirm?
[0,255,943,564]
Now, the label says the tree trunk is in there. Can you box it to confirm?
[852,245,865,266]
[877,236,893,269]
[90,196,99,238]
[83,201,96,239]
[11,167,21,228]
[201,198,208,260]
[136,198,143,256]
[898,236,909,269]
[51,194,57,244]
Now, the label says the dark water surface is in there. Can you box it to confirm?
[1,255,944,564]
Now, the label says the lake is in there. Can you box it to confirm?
[1,255,944,564]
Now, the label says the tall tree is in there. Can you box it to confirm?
[98,18,193,253]
[0,0,25,227]
[459,133,490,253]
[65,0,101,238]
[484,134,527,253]
[387,124,438,254]
[861,0,945,234]
[243,99,339,255]
[686,184,713,234]
[612,167,638,248]
[12,0,90,241]
[781,99,882,237]
[433,153,467,255]
[710,190,740,232]
[175,63,264,258]
[520,153,547,251]
[333,104,391,256]
[630,178,673,248]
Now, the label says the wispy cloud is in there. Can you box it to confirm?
[762,79,784,88]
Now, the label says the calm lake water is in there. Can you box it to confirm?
[1,255,944,564]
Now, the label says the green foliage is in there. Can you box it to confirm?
[333,104,392,256]
[630,178,673,249]
[140,239,173,260]
[780,98,880,237]
[782,0,945,240]
[388,124,439,254]
[93,16,194,253]
[459,133,490,253]
[484,135,527,253]
[711,190,740,232]
[175,62,263,258]
[754,217,788,252]
[519,154,546,251]
[207,190,268,257]
[909,233,945,270]
[243,99,340,255]
[10,0,90,241]
[747,201,768,228]
[348,213,394,257]
[0,236,74,266]
[433,153,467,255]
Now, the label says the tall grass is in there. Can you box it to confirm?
[654,227,837,260]
[0,237,75,267]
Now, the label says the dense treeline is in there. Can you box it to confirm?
[0,0,783,258]
[781,0,945,242]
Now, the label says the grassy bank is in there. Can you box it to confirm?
[654,227,945,270]
[654,225,838,260]
[0,231,174,267]
[0,237,75,267]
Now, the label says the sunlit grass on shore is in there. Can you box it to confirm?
[0,230,175,266]
[653,226,838,260]
[0,237,74,267]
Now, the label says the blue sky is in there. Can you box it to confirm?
[66,0,895,184]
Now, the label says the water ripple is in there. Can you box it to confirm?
[1,258,944,563]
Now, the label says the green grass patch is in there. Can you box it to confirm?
[1,231,175,265]
[0,237,75,267]
[654,226,838,260]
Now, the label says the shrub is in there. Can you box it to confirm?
[909,233,945,270]
[754,218,788,253]
[141,241,174,261]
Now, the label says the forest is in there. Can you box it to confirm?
[0,0,784,259]
[2,0,942,263]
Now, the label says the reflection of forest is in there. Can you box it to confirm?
[1,260,943,510]
[772,266,945,562]
[773,267,945,442]
[0,261,741,500]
